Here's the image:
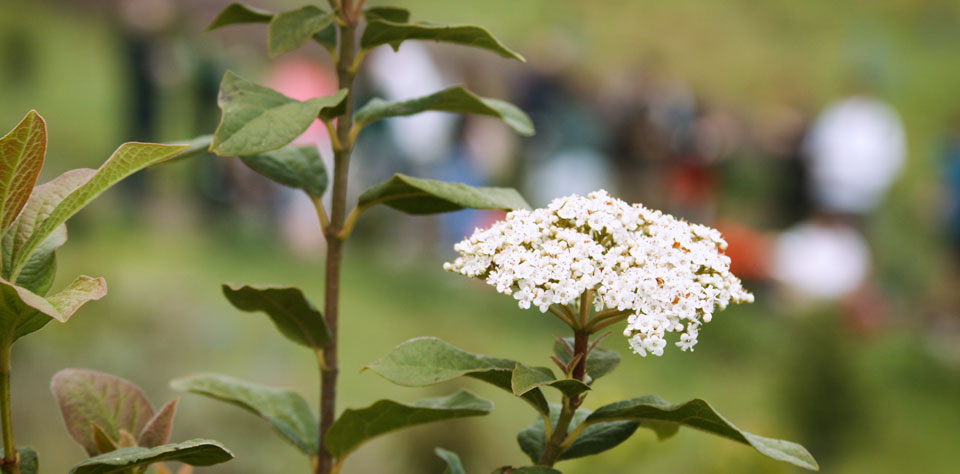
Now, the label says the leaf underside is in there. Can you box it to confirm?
[324,390,493,458]
[361,20,525,62]
[0,110,46,234]
[238,146,328,198]
[364,336,551,417]
[221,283,330,349]
[357,173,529,215]
[170,373,318,455]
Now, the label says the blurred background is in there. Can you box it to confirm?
[2,0,960,472]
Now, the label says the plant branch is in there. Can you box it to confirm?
[312,197,329,234]
[536,328,590,467]
[316,17,358,474]
[0,341,18,474]
[578,290,593,327]
[588,313,632,333]
[547,305,576,328]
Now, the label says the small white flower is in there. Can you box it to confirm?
[445,190,753,356]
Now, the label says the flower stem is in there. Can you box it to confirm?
[316,7,358,474]
[537,328,589,467]
[0,341,18,474]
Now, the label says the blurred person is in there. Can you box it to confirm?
[803,91,906,217]
[940,114,960,259]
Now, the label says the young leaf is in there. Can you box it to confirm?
[491,468,562,474]
[17,446,38,474]
[207,2,272,31]
[517,404,640,463]
[365,337,550,417]
[361,20,524,61]
[138,398,179,448]
[0,275,107,343]
[10,142,188,276]
[170,373,318,455]
[363,6,410,23]
[354,86,534,136]
[356,174,528,216]
[553,338,621,384]
[325,390,493,459]
[67,439,234,474]
[238,146,328,198]
[435,447,465,474]
[92,423,118,454]
[0,110,46,234]
[50,369,156,456]
[221,283,330,350]
[511,363,590,398]
[584,395,819,470]
[210,71,348,156]
[268,6,334,57]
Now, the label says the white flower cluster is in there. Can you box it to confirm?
[444,190,753,356]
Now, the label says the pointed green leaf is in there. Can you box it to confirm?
[312,25,337,53]
[365,337,550,417]
[0,110,46,234]
[356,174,528,216]
[51,369,156,456]
[0,275,106,343]
[207,2,272,31]
[138,398,179,448]
[239,146,328,198]
[517,404,640,463]
[361,20,524,61]
[364,6,410,23]
[17,446,38,474]
[355,86,534,136]
[68,439,233,474]
[268,6,334,58]
[583,395,819,470]
[491,468,562,474]
[553,338,621,384]
[511,363,590,398]
[10,142,187,276]
[325,390,493,459]
[211,71,347,156]
[221,283,329,349]
[171,373,318,455]
[435,447,465,474]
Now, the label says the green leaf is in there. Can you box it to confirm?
[164,135,214,163]
[221,283,330,350]
[365,337,550,417]
[170,373,317,455]
[325,390,493,458]
[511,363,590,398]
[68,439,234,474]
[0,110,46,234]
[2,169,93,294]
[207,2,272,31]
[239,146,328,198]
[268,6,334,58]
[210,71,347,156]
[517,404,640,463]
[584,395,819,470]
[364,6,410,23]
[553,338,621,384]
[10,142,187,276]
[354,86,534,136]
[138,398,179,448]
[356,174,528,216]
[361,20,524,61]
[491,467,562,474]
[17,446,38,474]
[50,369,156,456]
[0,275,106,343]
[435,447,465,474]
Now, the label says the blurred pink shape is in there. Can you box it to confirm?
[266,58,337,150]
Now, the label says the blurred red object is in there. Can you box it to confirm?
[714,219,772,280]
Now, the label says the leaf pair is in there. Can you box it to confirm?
[207,3,524,61]
[50,369,233,473]
[171,374,493,465]
[0,112,188,346]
